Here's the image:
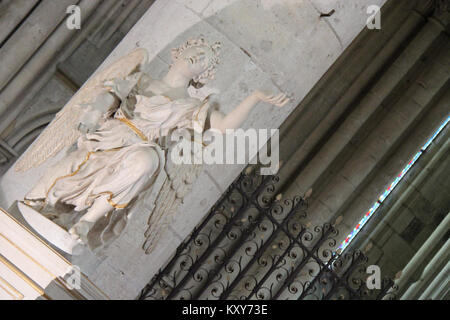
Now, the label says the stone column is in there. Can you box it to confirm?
[402,238,449,300]
[0,208,108,300]
[386,211,450,299]
[419,261,450,300]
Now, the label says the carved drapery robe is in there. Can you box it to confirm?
[25,79,210,251]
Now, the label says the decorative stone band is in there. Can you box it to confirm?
[32,148,131,211]
[0,208,109,299]
[117,117,149,142]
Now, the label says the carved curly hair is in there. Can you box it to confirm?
[171,36,221,85]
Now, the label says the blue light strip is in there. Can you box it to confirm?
[337,115,450,253]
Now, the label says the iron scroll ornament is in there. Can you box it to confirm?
[139,165,397,300]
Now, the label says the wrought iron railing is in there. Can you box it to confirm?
[139,166,397,300]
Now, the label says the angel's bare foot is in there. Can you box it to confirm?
[69,221,94,244]
[42,212,59,220]
[23,199,45,210]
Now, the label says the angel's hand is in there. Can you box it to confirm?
[77,109,102,134]
[253,90,290,108]
[77,92,118,134]
[77,122,97,134]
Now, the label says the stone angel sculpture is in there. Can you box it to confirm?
[16,37,289,255]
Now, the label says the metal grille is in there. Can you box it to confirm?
[139,166,397,300]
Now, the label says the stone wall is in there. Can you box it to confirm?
[352,125,449,287]
[270,0,449,294]
[0,0,388,299]
[137,0,450,300]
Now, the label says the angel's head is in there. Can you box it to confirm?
[170,37,221,86]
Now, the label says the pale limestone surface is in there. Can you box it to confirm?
[0,0,386,299]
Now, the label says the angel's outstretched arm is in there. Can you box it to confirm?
[210,90,289,133]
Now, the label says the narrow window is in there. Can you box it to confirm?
[338,116,450,253]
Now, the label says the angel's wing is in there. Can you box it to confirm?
[143,158,203,254]
[15,48,149,172]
